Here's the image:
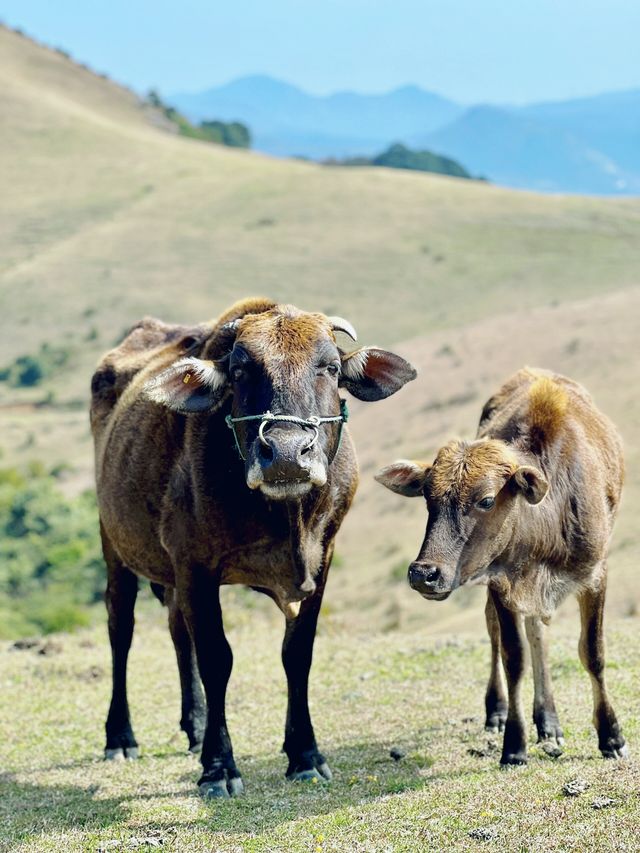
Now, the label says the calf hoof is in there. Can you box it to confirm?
[537,726,565,759]
[500,752,528,767]
[105,746,139,760]
[485,712,506,734]
[600,736,628,760]
[535,711,564,753]
[199,773,244,799]
[286,750,332,783]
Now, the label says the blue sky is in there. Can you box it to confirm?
[3,0,639,103]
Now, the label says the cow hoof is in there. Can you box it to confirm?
[199,771,244,799]
[104,746,139,761]
[288,767,324,783]
[500,752,528,767]
[287,761,332,783]
[200,780,229,799]
[199,775,244,799]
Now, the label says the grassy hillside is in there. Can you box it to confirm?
[1,606,639,851]
[2,26,640,852]
[1,25,640,635]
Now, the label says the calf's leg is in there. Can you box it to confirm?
[282,574,332,782]
[525,616,564,751]
[484,593,508,733]
[102,525,139,760]
[491,590,528,765]
[577,575,627,759]
[166,589,206,753]
[177,566,242,798]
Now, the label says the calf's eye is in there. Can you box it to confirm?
[476,496,495,511]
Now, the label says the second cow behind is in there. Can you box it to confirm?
[376,367,626,766]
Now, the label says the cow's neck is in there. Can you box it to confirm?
[286,501,321,589]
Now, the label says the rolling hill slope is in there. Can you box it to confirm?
[1,25,640,634]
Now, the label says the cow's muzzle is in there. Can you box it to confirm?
[260,424,326,484]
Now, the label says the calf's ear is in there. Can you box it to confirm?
[144,357,228,412]
[511,465,548,505]
[340,347,416,401]
[375,459,430,497]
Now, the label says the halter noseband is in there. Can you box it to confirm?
[225,398,349,462]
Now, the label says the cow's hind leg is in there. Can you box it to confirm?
[281,576,332,783]
[102,525,139,760]
[525,616,564,754]
[166,588,206,753]
[177,566,242,798]
[484,593,508,733]
[578,574,627,759]
[491,590,528,765]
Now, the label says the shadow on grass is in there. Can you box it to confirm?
[0,735,474,846]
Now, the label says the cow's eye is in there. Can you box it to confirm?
[476,496,495,511]
[318,363,340,378]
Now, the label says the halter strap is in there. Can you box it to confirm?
[225,398,349,461]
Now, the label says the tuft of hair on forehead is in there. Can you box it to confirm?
[527,376,568,448]
[235,305,334,376]
[429,438,518,502]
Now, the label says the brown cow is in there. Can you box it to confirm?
[376,368,627,765]
[91,297,416,796]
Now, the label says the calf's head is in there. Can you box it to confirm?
[376,439,548,599]
[146,304,416,500]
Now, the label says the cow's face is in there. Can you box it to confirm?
[375,439,548,599]
[146,304,416,501]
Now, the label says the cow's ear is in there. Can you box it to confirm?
[511,465,548,505]
[340,347,416,401]
[375,459,430,497]
[144,357,228,412]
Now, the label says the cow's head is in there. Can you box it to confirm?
[146,304,416,500]
[375,439,548,599]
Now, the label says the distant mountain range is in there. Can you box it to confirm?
[170,76,640,194]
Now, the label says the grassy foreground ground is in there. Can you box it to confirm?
[1,598,638,852]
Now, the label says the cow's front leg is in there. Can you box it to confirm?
[491,590,528,766]
[281,578,332,783]
[578,575,627,759]
[177,565,242,798]
[525,615,564,752]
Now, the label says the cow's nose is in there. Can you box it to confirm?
[259,426,316,479]
[408,562,441,589]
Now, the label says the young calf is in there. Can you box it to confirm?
[376,368,627,765]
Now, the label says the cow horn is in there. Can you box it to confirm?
[327,316,357,342]
[220,319,241,334]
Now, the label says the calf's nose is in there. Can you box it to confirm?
[408,562,441,590]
